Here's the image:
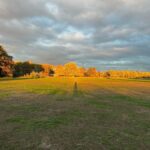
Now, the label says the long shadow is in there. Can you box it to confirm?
[0,77,37,82]
[73,81,78,96]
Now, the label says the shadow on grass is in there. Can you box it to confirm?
[0,77,35,82]
[73,81,84,97]
[73,82,78,95]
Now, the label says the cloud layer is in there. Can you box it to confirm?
[0,0,150,70]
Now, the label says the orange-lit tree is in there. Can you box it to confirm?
[55,65,65,77]
[64,62,79,77]
[42,64,54,76]
[78,67,86,77]
[85,67,98,77]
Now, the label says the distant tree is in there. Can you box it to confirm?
[78,67,86,77]
[42,64,54,76]
[104,71,110,78]
[55,65,65,76]
[85,67,97,77]
[49,69,55,76]
[13,61,43,77]
[64,62,78,76]
[97,72,101,77]
[100,70,150,79]
[0,45,14,77]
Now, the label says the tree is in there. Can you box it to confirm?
[104,71,110,78]
[55,65,65,76]
[85,67,97,77]
[49,69,55,76]
[13,61,43,77]
[64,62,78,76]
[0,45,13,77]
[42,64,54,76]
[78,67,86,77]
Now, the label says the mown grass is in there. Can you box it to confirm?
[0,77,150,149]
[0,93,10,99]
[6,109,84,130]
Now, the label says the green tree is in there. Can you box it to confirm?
[13,61,43,77]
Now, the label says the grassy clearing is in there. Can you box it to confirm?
[0,77,150,149]
[6,109,84,130]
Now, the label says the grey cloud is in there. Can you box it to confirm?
[0,0,150,70]
[0,0,50,19]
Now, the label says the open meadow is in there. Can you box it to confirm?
[0,77,150,150]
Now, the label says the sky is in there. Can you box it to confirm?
[0,0,150,71]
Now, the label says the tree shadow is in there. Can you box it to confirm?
[73,81,78,96]
[0,77,35,82]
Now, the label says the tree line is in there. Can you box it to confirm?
[0,45,150,79]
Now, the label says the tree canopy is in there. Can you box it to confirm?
[0,45,13,77]
[13,61,43,77]
[0,45,150,79]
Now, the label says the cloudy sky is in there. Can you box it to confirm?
[0,0,150,70]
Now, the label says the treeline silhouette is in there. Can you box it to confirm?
[0,45,150,79]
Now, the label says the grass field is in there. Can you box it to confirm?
[0,77,150,150]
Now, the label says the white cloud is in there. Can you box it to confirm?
[58,32,86,42]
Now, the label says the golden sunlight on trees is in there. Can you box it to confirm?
[42,64,54,76]
[78,67,86,77]
[55,64,86,77]
[64,62,78,77]
[0,45,150,79]
[85,67,98,77]
[55,65,65,77]
[0,45,13,77]
[101,70,150,79]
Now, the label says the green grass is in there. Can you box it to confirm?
[6,110,84,130]
[109,94,150,108]
[0,93,10,98]
[0,77,150,149]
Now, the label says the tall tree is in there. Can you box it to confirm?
[0,45,13,77]
[64,62,78,76]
